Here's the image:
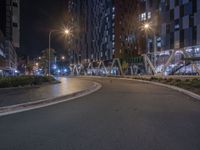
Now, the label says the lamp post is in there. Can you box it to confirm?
[48,29,70,75]
[143,23,157,62]
[143,23,150,53]
[143,23,157,74]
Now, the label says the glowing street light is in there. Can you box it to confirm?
[143,22,157,68]
[143,23,151,31]
[48,28,71,75]
[144,23,150,30]
[61,56,65,60]
[65,29,70,35]
[142,22,153,53]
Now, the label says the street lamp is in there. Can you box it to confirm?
[65,29,70,35]
[143,22,157,53]
[48,28,70,75]
[144,23,150,30]
[143,22,157,71]
[61,56,65,60]
[143,23,151,53]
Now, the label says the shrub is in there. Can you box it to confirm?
[150,77,157,81]
[185,79,190,82]
[166,78,173,83]
[175,79,181,82]
[0,76,57,88]
[190,78,200,88]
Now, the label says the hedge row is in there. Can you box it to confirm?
[0,76,56,88]
[133,76,200,88]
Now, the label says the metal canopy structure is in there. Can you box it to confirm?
[143,45,200,76]
[97,61,108,75]
[110,58,124,76]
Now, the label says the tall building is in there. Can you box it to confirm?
[67,0,140,64]
[0,31,6,74]
[0,0,20,48]
[145,0,200,75]
[160,0,200,50]
[66,0,88,64]
[0,0,20,75]
[66,0,200,75]
[87,0,114,62]
[135,0,161,54]
[65,0,158,63]
[114,0,144,62]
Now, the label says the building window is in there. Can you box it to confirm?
[175,0,179,6]
[13,2,18,7]
[139,12,151,20]
[112,14,115,19]
[112,34,115,40]
[192,0,197,13]
[189,15,194,27]
[180,30,184,48]
[106,17,108,22]
[170,33,174,49]
[174,19,180,31]
[112,7,115,12]
[148,12,151,19]
[192,26,197,45]
[166,24,170,33]
[105,37,107,42]
[170,9,174,21]
[13,22,18,27]
[180,5,184,17]
[139,12,146,21]
[112,42,115,48]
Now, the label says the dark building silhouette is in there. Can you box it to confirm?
[0,0,20,75]
[67,0,141,64]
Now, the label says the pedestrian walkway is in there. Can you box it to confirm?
[0,77,93,107]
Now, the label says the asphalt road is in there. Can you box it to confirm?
[0,78,200,150]
[0,77,94,107]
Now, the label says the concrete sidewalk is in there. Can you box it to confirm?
[0,77,94,107]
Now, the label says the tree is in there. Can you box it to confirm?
[39,48,57,75]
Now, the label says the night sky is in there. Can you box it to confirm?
[20,0,67,58]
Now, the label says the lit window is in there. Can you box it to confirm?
[112,34,115,40]
[139,12,146,21]
[148,12,151,19]
[112,14,115,19]
[112,42,115,47]
[105,37,107,42]
[112,7,115,12]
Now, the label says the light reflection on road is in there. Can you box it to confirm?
[0,77,93,107]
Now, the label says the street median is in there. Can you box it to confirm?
[0,81,102,117]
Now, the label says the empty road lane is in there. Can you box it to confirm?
[0,78,200,150]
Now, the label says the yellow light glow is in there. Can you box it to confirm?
[65,29,70,35]
[61,56,65,60]
[144,23,150,29]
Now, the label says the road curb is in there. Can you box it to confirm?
[80,76,200,101]
[125,78,200,101]
[0,82,102,117]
